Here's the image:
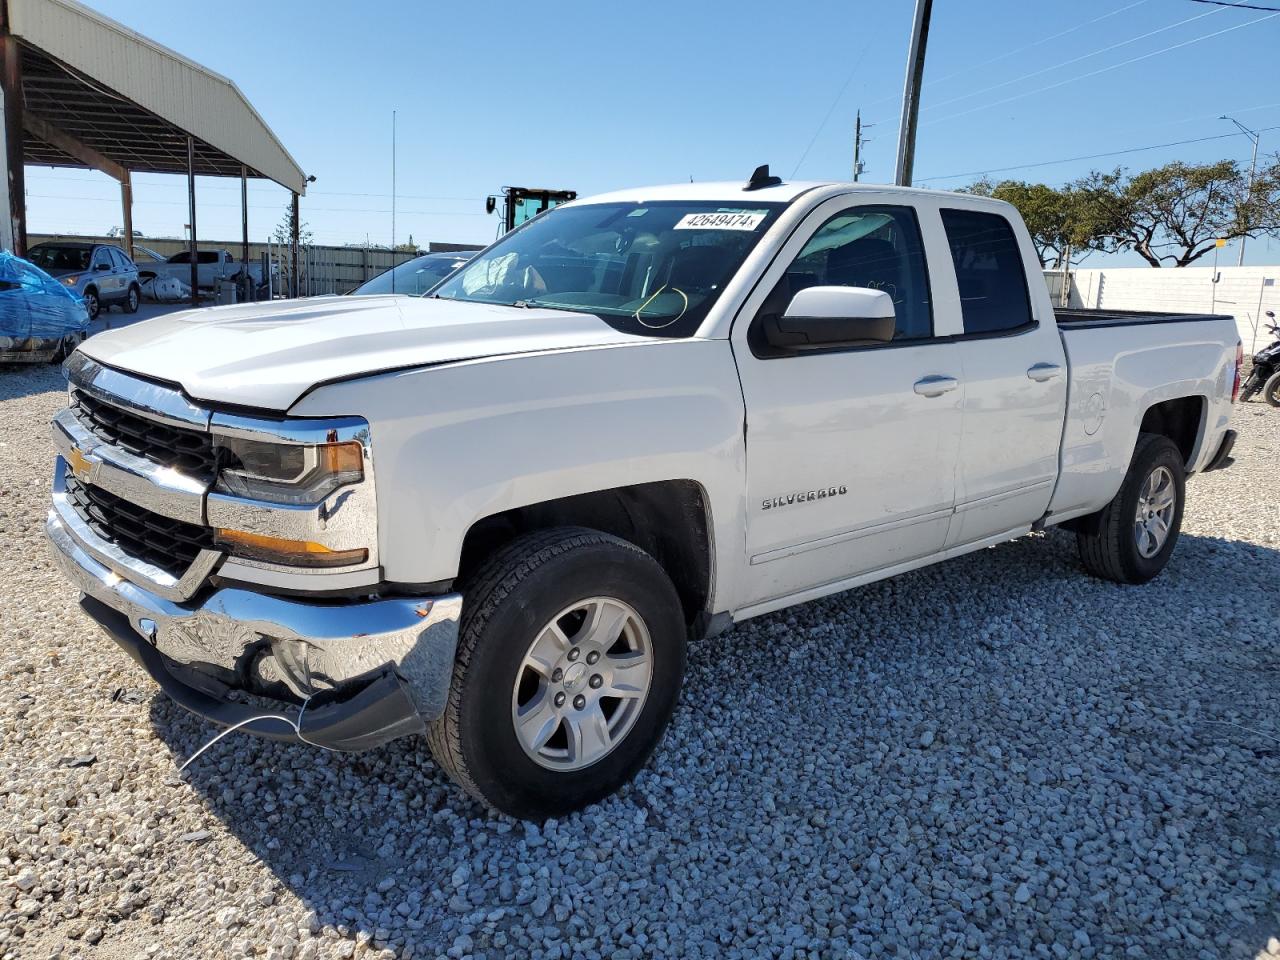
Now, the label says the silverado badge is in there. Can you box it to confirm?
[762,485,847,510]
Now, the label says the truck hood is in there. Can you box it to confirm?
[77,295,653,410]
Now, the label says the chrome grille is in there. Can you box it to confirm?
[63,470,214,579]
[71,389,216,479]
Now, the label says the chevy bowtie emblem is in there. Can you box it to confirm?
[67,445,94,481]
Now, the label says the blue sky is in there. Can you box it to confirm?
[24,0,1280,265]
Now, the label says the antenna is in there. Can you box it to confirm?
[391,109,397,292]
[744,164,783,192]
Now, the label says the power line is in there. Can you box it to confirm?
[1189,0,1280,10]
[24,172,482,203]
[922,10,1280,128]
[791,41,872,178]
[910,2,1228,118]
[919,124,1280,182]
[920,0,1155,91]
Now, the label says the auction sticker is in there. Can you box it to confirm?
[675,211,766,231]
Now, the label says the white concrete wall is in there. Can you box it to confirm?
[1045,266,1280,354]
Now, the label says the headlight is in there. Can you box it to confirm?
[61,275,80,287]
[213,434,364,506]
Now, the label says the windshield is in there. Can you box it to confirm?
[432,200,785,337]
[28,245,91,272]
[355,256,467,295]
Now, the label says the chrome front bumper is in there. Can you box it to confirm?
[46,505,462,750]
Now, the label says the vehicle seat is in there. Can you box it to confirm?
[825,237,904,305]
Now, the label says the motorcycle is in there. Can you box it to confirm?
[1240,310,1280,407]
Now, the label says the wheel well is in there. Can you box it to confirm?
[1139,396,1204,468]
[458,481,713,631]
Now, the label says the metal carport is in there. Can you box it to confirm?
[0,0,308,297]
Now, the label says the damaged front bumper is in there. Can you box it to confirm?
[46,508,462,752]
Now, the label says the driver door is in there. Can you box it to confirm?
[732,195,964,612]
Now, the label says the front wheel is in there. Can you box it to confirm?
[425,528,686,819]
[1263,370,1280,408]
[1238,371,1262,403]
[83,288,100,321]
[1076,433,1186,584]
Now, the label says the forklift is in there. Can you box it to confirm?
[485,186,577,235]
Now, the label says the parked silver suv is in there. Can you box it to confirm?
[27,242,141,320]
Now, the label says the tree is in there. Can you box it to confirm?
[1088,159,1280,267]
[271,202,313,294]
[962,179,1080,267]
[963,178,1116,268]
[272,202,312,248]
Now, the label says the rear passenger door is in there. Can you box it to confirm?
[733,196,964,610]
[940,207,1068,548]
[91,247,118,300]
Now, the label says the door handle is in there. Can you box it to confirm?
[913,375,959,398]
[1027,362,1062,382]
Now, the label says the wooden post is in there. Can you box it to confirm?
[120,171,133,260]
[0,33,26,257]
[240,165,249,272]
[187,136,198,305]
[290,191,300,298]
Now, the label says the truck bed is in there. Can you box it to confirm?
[1055,308,1222,330]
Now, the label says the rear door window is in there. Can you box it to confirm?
[940,209,1034,335]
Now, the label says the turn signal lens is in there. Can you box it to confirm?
[214,529,368,568]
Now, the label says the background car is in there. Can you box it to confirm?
[351,251,474,296]
[26,241,141,320]
[0,252,89,363]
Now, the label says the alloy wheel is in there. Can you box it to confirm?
[510,597,653,772]
[1134,465,1176,558]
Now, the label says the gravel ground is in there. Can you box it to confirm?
[2,362,1278,960]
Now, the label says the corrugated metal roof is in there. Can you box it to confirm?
[11,0,306,194]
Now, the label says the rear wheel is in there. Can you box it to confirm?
[1076,433,1186,584]
[124,284,140,313]
[425,527,686,819]
[49,333,79,363]
[1264,370,1280,408]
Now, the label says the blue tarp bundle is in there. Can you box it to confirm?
[0,251,88,361]
[0,250,88,342]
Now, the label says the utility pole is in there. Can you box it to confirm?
[391,109,397,290]
[1221,114,1259,267]
[853,110,875,183]
[894,0,934,187]
[855,112,865,183]
[853,111,863,182]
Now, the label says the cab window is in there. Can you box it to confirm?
[754,205,933,352]
[940,209,1034,335]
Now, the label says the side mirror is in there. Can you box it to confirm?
[95,262,111,271]
[763,286,896,350]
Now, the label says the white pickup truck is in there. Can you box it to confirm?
[45,170,1241,818]
[140,248,269,294]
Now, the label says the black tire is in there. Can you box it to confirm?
[124,284,141,313]
[425,527,686,819]
[1238,372,1262,403]
[1264,370,1280,408]
[84,287,100,321]
[51,333,82,363]
[1076,433,1186,585]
